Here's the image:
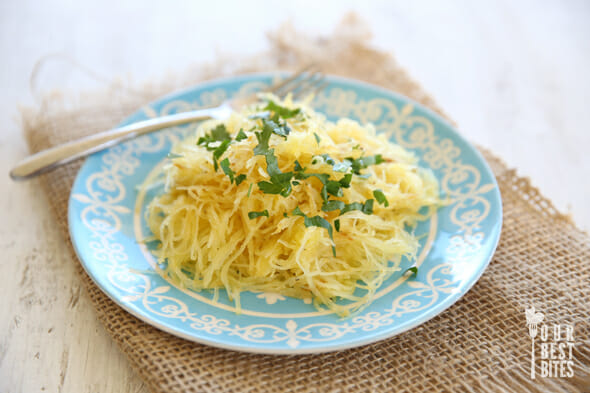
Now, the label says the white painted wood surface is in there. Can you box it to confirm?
[1,1,588,392]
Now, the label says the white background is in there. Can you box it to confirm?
[1,1,588,392]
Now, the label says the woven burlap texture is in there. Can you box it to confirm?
[21,14,590,393]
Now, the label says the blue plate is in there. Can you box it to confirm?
[68,73,502,354]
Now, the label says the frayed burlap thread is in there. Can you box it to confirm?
[21,14,589,393]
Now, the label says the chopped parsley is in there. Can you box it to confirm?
[212,139,231,170]
[219,158,235,183]
[235,129,248,141]
[235,174,247,186]
[263,100,301,119]
[248,210,269,219]
[404,266,418,275]
[373,189,389,207]
[253,122,273,156]
[290,206,335,255]
[193,101,393,257]
[345,155,384,175]
[322,200,345,212]
[197,124,231,148]
[314,133,321,145]
[304,215,335,256]
[264,118,290,139]
[340,199,374,215]
[256,150,294,197]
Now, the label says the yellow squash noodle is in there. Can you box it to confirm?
[146,97,439,316]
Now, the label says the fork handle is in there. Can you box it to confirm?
[10,107,221,180]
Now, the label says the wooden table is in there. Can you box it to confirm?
[1,1,588,391]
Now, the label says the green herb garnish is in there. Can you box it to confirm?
[404,266,418,275]
[235,129,248,141]
[340,199,374,215]
[219,158,235,183]
[197,124,231,148]
[264,118,290,139]
[235,174,247,186]
[256,149,294,197]
[195,101,393,258]
[248,210,269,219]
[314,133,321,145]
[348,155,385,175]
[304,215,336,256]
[373,189,389,207]
[264,100,301,119]
[322,200,345,212]
[212,139,231,170]
[253,122,273,156]
[292,206,305,216]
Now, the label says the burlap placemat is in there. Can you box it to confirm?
[20,15,589,393]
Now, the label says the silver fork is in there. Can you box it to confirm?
[10,67,326,180]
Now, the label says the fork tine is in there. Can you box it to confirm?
[274,70,321,98]
[266,64,318,95]
[291,74,326,100]
[307,81,329,100]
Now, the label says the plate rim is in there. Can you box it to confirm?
[68,72,503,354]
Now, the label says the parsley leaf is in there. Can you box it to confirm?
[304,215,335,256]
[322,200,345,212]
[363,199,374,214]
[197,124,231,148]
[291,207,336,256]
[339,173,353,188]
[348,155,385,175]
[235,174,247,186]
[257,149,294,197]
[264,118,290,138]
[334,219,341,232]
[340,199,374,216]
[247,183,253,197]
[248,210,269,219]
[404,266,418,275]
[264,100,301,119]
[339,202,364,215]
[314,133,321,145]
[294,160,304,172]
[292,206,306,217]
[210,124,231,141]
[312,154,337,166]
[219,158,234,183]
[257,181,287,194]
[302,172,330,184]
[373,189,389,206]
[326,180,343,197]
[235,129,247,141]
[253,123,273,155]
[212,139,231,170]
[264,149,282,177]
